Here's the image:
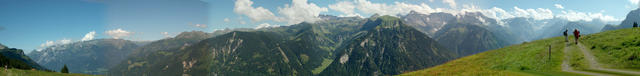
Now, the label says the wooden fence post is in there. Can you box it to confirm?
[548,45,551,62]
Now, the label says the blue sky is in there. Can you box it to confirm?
[0,0,638,53]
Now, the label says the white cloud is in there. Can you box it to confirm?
[512,7,554,20]
[224,18,230,22]
[352,0,439,16]
[40,40,55,48]
[105,28,132,39]
[556,10,621,22]
[234,0,329,25]
[39,38,72,48]
[443,0,457,8]
[631,0,639,5]
[463,6,554,20]
[60,38,71,44]
[463,5,618,23]
[277,0,329,24]
[329,1,361,17]
[161,32,170,38]
[480,7,514,20]
[239,20,247,24]
[234,0,279,22]
[193,24,208,28]
[232,0,621,26]
[327,0,554,21]
[81,31,96,41]
[255,23,279,29]
[554,4,564,9]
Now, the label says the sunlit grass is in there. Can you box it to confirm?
[401,37,582,75]
[311,58,333,75]
[580,28,640,69]
[0,68,94,76]
[401,28,640,76]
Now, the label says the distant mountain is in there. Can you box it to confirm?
[318,14,363,21]
[402,11,456,37]
[107,15,456,76]
[454,12,501,27]
[0,43,47,71]
[403,11,514,56]
[502,18,537,41]
[319,16,456,75]
[433,22,508,56]
[109,16,366,76]
[108,31,217,76]
[126,31,215,58]
[28,39,139,74]
[131,41,152,47]
[537,22,603,39]
[602,8,640,31]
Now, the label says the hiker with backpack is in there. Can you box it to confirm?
[573,29,580,44]
[563,29,568,42]
[634,22,638,31]
[634,22,638,28]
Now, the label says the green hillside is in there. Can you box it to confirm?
[0,68,92,76]
[319,16,456,76]
[580,28,640,69]
[108,31,215,76]
[401,28,640,76]
[434,22,508,56]
[401,36,568,76]
[1,47,47,71]
[108,20,363,76]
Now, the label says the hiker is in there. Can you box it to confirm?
[573,29,580,44]
[563,29,568,42]
[634,22,638,31]
[634,22,638,28]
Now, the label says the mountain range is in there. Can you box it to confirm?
[27,39,140,74]
[20,8,640,76]
[602,8,640,31]
[319,15,456,76]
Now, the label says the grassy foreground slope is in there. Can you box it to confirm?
[402,28,640,76]
[401,37,567,75]
[0,68,92,76]
[580,28,640,69]
[401,36,586,75]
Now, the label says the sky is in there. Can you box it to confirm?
[0,0,638,53]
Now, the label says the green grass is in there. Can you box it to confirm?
[0,68,93,76]
[401,28,640,76]
[581,68,639,76]
[580,28,640,69]
[311,58,333,75]
[400,37,582,76]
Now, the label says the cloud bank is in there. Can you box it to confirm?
[38,38,72,50]
[554,4,564,9]
[233,0,622,27]
[234,0,328,25]
[81,31,96,41]
[105,28,132,39]
[255,23,279,29]
[234,0,278,22]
